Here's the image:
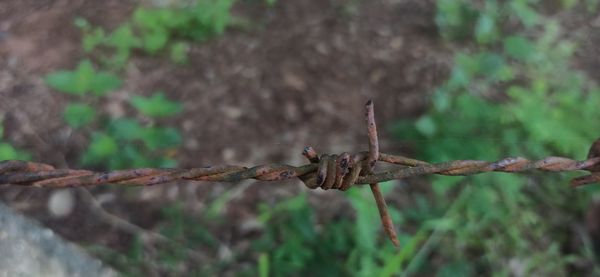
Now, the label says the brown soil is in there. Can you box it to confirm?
[3,0,600,274]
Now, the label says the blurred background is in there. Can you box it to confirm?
[1,0,600,276]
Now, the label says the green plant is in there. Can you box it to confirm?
[252,193,352,276]
[63,103,96,128]
[45,0,230,171]
[248,181,405,277]
[80,119,182,169]
[44,59,183,169]
[130,92,183,118]
[46,0,246,170]
[45,60,121,96]
[75,0,236,69]
[387,0,600,275]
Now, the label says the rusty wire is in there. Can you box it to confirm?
[1,100,600,246]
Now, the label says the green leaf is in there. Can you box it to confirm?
[82,133,119,165]
[415,115,436,137]
[435,0,479,40]
[477,53,505,76]
[474,14,497,44]
[73,17,89,29]
[64,103,96,128]
[133,8,156,29]
[347,189,379,253]
[82,27,106,52]
[140,127,182,150]
[432,89,450,112]
[510,1,539,27]
[347,189,380,277]
[133,8,170,31]
[130,92,183,118]
[106,24,140,50]
[90,72,122,96]
[170,42,189,64]
[504,36,535,61]
[379,229,427,276]
[45,71,75,93]
[447,53,478,88]
[106,118,144,141]
[45,71,84,95]
[0,143,19,160]
[114,144,150,169]
[45,60,121,95]
[72,60,95,92]
[102,24,139,69]
[258,253,270,277]
[141,30,169,54]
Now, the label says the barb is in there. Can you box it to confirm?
[1,100,600,246]
[364,100,400,247]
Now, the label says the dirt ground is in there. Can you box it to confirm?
[3,0,600,274]
[0,0,450,248]
[24,0,600,274]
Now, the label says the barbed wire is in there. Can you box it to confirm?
[1,100,599,246]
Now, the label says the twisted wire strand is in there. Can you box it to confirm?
[1,100,599,246]
[2,154,598,188]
